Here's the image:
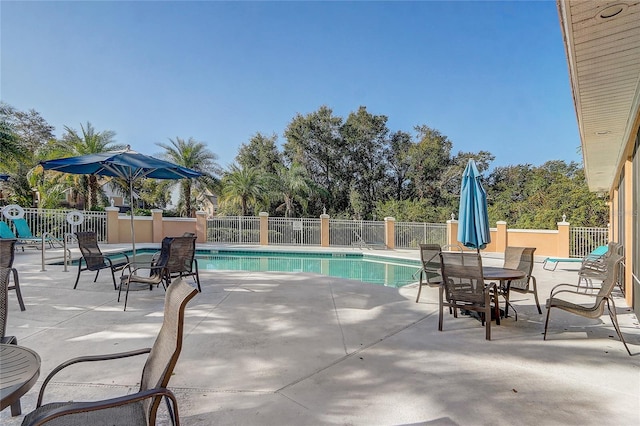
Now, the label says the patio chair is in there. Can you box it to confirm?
[119,237,172,311]
[415,244,442,303]
[0,238,26,311]
[543,254,632,355]
[11,218,60,249]
[500,246,540,319]
[1,268,18,344]
[438,251,499,340]
[166,234,201,292]
[74,232,130,290]
[20,278,198,426]
[0,221,40,251]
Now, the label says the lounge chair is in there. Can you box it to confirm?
[542,245,608,271]
[0,239,26,311]
[438,251,499,340]
[500,246,540,319]
[415,243,442,303]
[578,242,623,288]
[0,221,40,251]
[543,253,631,355]
[74,232,130,290]
[0,268,18,344]
[11,218,61,248]
[20,278,198,425]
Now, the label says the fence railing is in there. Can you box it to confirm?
[329,219,385,247]
[206,216,261,244]
[268,217,321,246]
[570,226,610,258]
[395,221,447,248]
[1,208,108,242]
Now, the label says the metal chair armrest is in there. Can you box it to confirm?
[26,387,179,426]
[37,348,151,407]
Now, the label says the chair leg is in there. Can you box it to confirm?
[110,269,118,290]
[416,273,424,303]
[123,280,131,311]
[9,268,26,311]
[531,277,542,314]
[606,298,632,355]
[485,306,491,340]
[543,306,552,340]
[438,286,444,331]
[73,260,83,289]
[193,262,201,292]
[93,270,100,283]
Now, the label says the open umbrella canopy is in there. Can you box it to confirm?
[457,159,491,250]
[40,147,202,257]
[40,147,202,181]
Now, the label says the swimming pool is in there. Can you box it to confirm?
[110,249,421,288]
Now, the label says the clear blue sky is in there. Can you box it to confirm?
[1,1,580,170]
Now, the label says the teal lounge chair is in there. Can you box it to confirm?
[542,245,608,271]
[11,218,60,248]
[0,221,16,239]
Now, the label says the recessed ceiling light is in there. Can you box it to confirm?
[596,3,628,20]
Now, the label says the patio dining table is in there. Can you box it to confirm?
[0,344,41,416]
[483,266,526,319]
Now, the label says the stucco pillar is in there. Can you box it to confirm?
[496,221,507,253]
[105,207,119,244]
[320,214,330,247]
[557,220,570,258]
[151,209,163,243]
[447,219,458,247]
[259,212,269,246]
[196,211,207,243]
[384,217,395,249]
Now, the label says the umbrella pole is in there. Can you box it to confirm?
[129,178,136,260]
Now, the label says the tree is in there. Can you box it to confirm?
[236,132,283,175]
[283,106,347,215]
[386,130,413,201]
[56,122,123,210]
[219,164,268,216]
[157,137,221,217]
[340,106,390,219]
[270,163,314,217]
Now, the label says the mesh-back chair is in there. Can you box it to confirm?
[0,239,26,311]
[74,232,130,290]
[21,278,198,426]
[119,237,173,311]
[415,244,442,303]
[544,254,631,355]
[1,268,17,344]
[501,247,539,319]
[439,252,499,340]
[166,235,201,292]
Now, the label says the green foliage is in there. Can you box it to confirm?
[0,103,609,229]
[157,137,221,217]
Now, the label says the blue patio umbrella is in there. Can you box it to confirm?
[40,146,202,257]
[457,159,491,250]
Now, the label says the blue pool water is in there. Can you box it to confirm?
[110,249,421,288]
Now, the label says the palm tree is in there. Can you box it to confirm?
[271,163,313,217]
[56,122,124,209]
[220,164,268,216]
[157,137,220,217]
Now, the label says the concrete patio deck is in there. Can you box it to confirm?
[2,245,639,425]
